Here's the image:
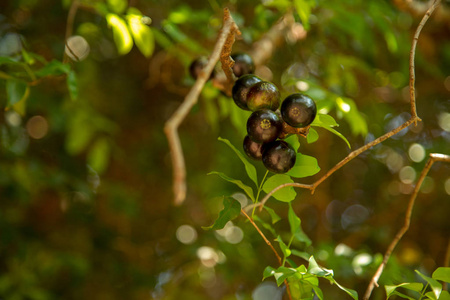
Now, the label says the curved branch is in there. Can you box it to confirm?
[363,153,450,300]
[165,8,240,205]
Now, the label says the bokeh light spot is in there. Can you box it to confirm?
[5,111,22,127]
[252,282,283,300]
[176,224,197,245]
[445,178,450,195]
[438,112,450,132]
[26,115,49,139]
[197,246,219,267]
[399,166,416,184]
[295,81,309,92]
[408,143,426,162]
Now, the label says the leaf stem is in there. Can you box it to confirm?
[252,170,269,217]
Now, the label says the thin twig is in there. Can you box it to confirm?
[165,8,240,205]
[63,0,81,63]
[444,239,450,291]
[363,153,450,300]
[241,209,293,300]
[252,0,442,214]
[409,0,441,123]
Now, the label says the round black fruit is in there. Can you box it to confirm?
[247,109,282,144]
[189,56,214,80]
[247,81,281,111]
[231,53,255,77]
[262,140,296,174]
[280,93,317,128]
[232,74,262,110]
[243,135,264,160]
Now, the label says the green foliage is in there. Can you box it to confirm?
[202,197,241,230]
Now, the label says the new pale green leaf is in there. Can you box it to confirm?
[127,14,154,57]
[106,14,133,55]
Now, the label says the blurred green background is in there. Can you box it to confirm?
[0,0,449,299]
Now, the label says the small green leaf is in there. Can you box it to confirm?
[35,60,70,77]
[202,197,241,230]
[307,127,319,143]
[67,70,78,100]
[273,266,297,286]
[263,206,281,224]
[208,171,255,201]
[106,14,133,55]
[277,236,291,259]
[253,215,277,237]
[437,291,450,300]
[385,283,424,298]
[386,290,415,300]
[308,256,333,277]
[293,0,312,30]
[329,277,359,300]
[286,153,320,178]
[218,137,258,187]
[284,134,300,151]
[291,249,311,260]
[312,114,351,148]
[262,174,296,202]
[107,0,127,14]
[6,79,28,107]
[416,270,442,299]
[0,56,20,65]
[127,14,154,57]
[432,267,450,283]
[288,203,301,236]
[87,137,110,174]
[263,266,277,280]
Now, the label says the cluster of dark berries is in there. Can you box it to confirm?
[231,56,317,174]
[189,53,317,174]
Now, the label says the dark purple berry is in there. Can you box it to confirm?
[247,109,282,144]
[232,75,262,110]
[231,53,255,77]
[243,135,264,160]
[280,93,317,128]
[247,81,281,112]
[262,140,296,174]
[189,56,214,80]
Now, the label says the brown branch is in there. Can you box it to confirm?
[252,0,442,214]
[165,8,240,205]
[241,209,293,300]
[363,153,450,300]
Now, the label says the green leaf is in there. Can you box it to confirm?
[416,270,442,299]
[286,153,320,178]
[293,0,312,30]
[437,291,450,300]
[127,14,154,57]
[35,60,70,77]
[307,127,319,144]
[336,97,368,137]
[262,174,296,202]
[0,56,20,65]
[308,256,333,277]
[253,215,277,237]
[432,267,450,283]
[387,290,416,300]
[65,112,95,155]
[273,266,297,286]
[329,277,359,300]
[87,137,110,174]
[106,14,133,55]
[284,134,300,151]
[67,70,78,100]
[208,171,255,201]
[291,249,311,260]
[312,114,351,148]
[202,197,241,230]
[263,206,281,224]
[107,0,127,14]
[6,79,28,107]
[218,137,258,188]
[263,266,277,280]
[277,236,291,259]
[288,203,301,236]
[385,283,424,298]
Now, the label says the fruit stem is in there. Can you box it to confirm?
[252,170,269,218]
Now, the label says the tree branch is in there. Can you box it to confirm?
[363,153,450,300]
[241,209,293,300]
[165,8,240,205]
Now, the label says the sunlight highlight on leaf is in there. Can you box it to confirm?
[106,14,133,55]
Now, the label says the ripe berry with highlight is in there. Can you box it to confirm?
[280,93,317,128]
[232,74,262,110]
[262,140,296,174]
[247,109,282,144]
